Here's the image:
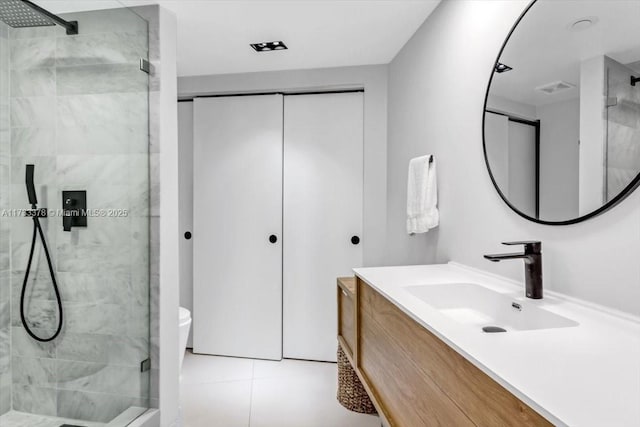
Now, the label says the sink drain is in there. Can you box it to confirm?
[482,326,507,333]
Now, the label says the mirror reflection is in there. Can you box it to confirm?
[484,0,640,223]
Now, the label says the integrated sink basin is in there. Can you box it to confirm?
[406,283,579,331]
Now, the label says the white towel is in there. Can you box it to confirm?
[406,155,439,234]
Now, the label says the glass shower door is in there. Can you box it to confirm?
[0,2,151,426]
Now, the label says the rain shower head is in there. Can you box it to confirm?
[0,0,77,34]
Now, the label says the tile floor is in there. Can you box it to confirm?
[180,350,381,427]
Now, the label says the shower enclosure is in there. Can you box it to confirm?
[0,1,151,426]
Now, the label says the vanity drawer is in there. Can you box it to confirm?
[337,277,356,358]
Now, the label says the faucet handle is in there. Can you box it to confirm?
[502,241,541,254]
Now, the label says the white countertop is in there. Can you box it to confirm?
[353,263,640,427]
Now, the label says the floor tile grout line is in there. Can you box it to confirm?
[182,354,380,427]
[182,377,253,387]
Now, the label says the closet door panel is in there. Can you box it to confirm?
[193,95,283,360]
[283,92,364,362]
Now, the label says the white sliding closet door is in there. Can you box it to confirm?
[193,95,283,360]
[283,92,364,362]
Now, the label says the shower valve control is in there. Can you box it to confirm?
[62,190,87,232]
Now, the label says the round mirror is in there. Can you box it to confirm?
[483,0,640,225]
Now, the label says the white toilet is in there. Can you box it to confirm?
[179,306,192,373]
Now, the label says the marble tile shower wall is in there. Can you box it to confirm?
[5,9,151,423]
[0,20,11,418]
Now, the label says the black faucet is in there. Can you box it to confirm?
[484,241,543,299]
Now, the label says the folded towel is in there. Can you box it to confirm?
[407,155,439,234]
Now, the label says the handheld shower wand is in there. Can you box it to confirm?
[20,164,63,342]
[25,164,37,207]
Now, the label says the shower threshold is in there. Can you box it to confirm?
[0,411,104,427]
[0,406,149,427]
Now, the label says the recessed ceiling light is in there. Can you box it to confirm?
[495,62,513,73]
[569,16,598,32]
[251,41,288,52]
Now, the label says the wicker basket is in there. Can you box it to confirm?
[337,345,377,414]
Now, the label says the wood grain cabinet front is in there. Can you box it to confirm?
[337,276,553,427]
[337,277,356,359]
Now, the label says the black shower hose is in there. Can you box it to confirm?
[20,216,63,342]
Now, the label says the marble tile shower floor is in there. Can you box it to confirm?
[0,410,105,427]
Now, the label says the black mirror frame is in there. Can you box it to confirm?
[482,0,640,226]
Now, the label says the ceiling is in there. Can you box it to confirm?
[490,0,640,108]
[38,0,440,77]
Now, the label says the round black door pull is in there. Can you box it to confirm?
[184,231,192,240]
[269,234,278,243]
[351,236,360,245]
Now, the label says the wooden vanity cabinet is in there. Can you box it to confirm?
[337,277,552,427]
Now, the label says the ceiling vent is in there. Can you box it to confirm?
[250,41,288,52]
[535,81,575,95]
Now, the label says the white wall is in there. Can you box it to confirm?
[487,94,536,120]
[537,98,580,221]
[178,65,388,321]
[157,7,180,427]
[386,0,640,315]
[579,55,606,215]
[177,102,194,348]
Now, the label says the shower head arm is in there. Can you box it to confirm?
[21,0,78,35]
